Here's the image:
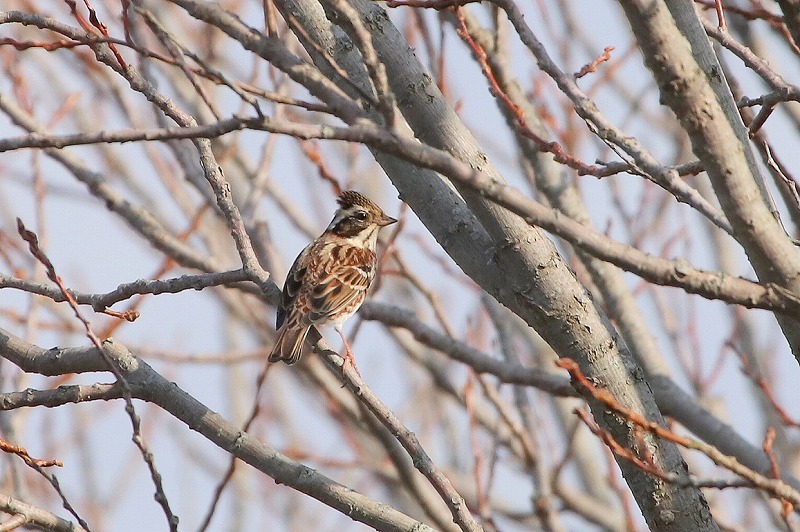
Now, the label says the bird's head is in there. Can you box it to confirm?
[326,190,397,243]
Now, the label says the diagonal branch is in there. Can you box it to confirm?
[15,219,179,531]
[0,326,434,532]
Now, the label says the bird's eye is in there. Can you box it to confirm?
[353,211,367,221]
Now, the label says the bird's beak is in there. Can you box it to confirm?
[379,214,398,226]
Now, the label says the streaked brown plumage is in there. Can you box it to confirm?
[269,190,397,365]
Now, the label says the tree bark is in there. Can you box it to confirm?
[617,0,800,362]
[270,0,718,529]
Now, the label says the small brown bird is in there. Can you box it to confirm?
[269,190,397,368]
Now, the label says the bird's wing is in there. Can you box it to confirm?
[307,250,374,323]
[276,243,312,329]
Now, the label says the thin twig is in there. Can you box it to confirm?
[312,337,483,532]
[197,361,272,531]
[0,437,63,468]
[560,358,800,509]
[15,219,178,531]
[0,270,252,312]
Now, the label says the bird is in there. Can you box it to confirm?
[268,190,397,370]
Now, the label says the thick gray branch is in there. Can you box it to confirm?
[616,0,800,362]
[272,0,717,528]
[0,327,431,532]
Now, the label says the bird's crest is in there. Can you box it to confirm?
[337,190,379,212]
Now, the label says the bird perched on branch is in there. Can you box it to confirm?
[269,190,397,370]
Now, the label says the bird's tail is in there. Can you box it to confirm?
[268,325,310,365]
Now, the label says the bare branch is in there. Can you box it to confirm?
[0,493,86,532]
[0,327,433,532]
